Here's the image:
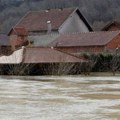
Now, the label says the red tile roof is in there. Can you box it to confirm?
[8,27,28,36]
[15,8,76,32]
[49,31,120,47]
[24,47,86,63]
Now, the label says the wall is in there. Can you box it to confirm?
[9,34,27,51]
[59,11,89,34]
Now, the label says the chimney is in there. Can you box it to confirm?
[47,21,52,34]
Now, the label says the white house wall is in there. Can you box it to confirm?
[59,12,89,34]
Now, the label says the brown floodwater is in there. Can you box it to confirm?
[0,76,120,120]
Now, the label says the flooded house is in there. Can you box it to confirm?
[0,47,87,75]
[23,47,87,75]
[2,8,120,75]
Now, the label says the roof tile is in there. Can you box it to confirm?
[24,47,86,63]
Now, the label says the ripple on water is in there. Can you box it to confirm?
[0,76,120,120]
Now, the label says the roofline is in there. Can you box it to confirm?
[58,7,93,32]
[59,7,93,32]
[58,7,77,30]
[49,31,120,47]
[8,27,28,36]
[76,8,93,31]
[8,27,15,36]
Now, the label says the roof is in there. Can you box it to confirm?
[0,34,9,46]
[102,21,120,31]
[49,31,120,47]
[27,34,59,46]
[15,7,93,32]
[8,27,28,36]
[24,47,86,63]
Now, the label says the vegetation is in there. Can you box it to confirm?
[0,0,120,32]
[82,53,120,75]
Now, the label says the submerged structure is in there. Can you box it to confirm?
[0,8,120,75]
[0,47,87,75]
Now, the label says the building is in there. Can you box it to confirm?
[102,21,120,31]
[15,7,93,35]
[23,47,87,75]
[49,31,120,54]
[8,7,93,50]
[8,27,28,51]
[0,47,87,75]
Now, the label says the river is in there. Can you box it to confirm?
[0,75,120,120]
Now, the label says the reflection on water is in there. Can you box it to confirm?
[0,76,120,120]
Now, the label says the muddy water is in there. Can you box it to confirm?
[0,76,120,120]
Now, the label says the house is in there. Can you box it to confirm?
[15,7,93,35]
[0,47,87,75]
[23,47,87,75]
[8,27,28,51]
[49,31,120,54]
[102,21,120,31]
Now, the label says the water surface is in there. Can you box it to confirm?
[0,76,120,120]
